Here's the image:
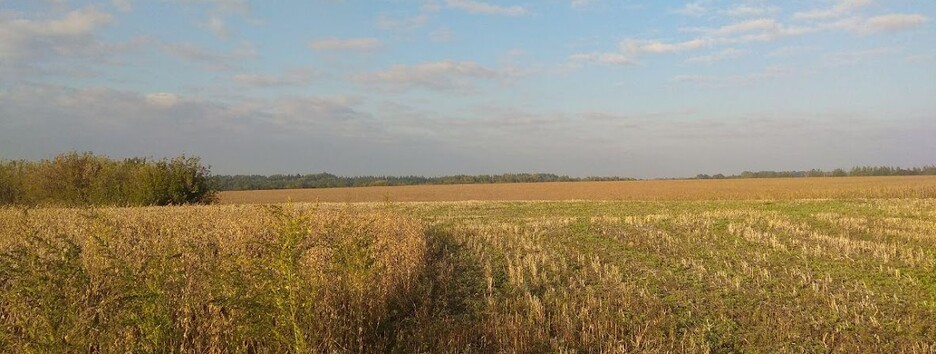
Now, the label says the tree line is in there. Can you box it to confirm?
[694,166,936,180]
[0,152,217,206]
[216,165,936,191]
[212,173,636,191]
[4,152,934,202]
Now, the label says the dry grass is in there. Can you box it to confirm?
[0,204,427,353]
[2,198,935,352]
[395,199,936,353]
[220,176,936,204]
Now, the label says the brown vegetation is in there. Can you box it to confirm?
[2,198,935,352]
[0,205,425,352]
[0,152,217,206]
[220,176,936,204]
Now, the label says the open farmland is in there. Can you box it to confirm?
[2,197,935,352]
[8,0,936,352]
[220,176,936,204]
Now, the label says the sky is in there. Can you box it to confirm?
[0,0,934,178]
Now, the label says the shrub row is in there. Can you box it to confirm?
[0,152,216,206]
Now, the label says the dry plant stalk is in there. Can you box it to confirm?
[1,198,934,353]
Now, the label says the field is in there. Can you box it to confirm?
[219,176,936,203]
[2,179,936,352]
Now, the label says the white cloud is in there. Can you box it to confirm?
[421,0,444,13]
[690,18,817,43]
[826,14,929,34]
[204,15,230,39]
[569,37,713,67]
[568,52,636,65]
[572,14,823,67]
[709,18,779,36]
[112,0,132,11]
[864,14,928,33]
[577,6,926,70]
[632,38,712,54]
[145,92,180,107]
[429,27,456,43]
[231,68,316,88]
[161,41,255,70]
[309,37,382,51]
[0,84,388,159]
[570,0,592,9]
[356,60,503,92]
[269,96,375,135]
[768,45,815,58]
[377,14,430,31]
[0,7,114,62]
[685,48,746,64]
[231,40,256,57]
[42,9,113,34]
[905,53,935,64]
[446,0,529,16]
[672,66,788,87]
[793,0,872,20]
[574,6,924,70]
[34,0,69,6]
[823,47,898,65]
[376,0,441,32]
[722,4,779,18]
[172,0,250,16]
[163,42,227,63]
[675,2,708,17]
[2,82,933,178]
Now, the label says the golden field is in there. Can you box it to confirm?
[0,205,427,353]
[2,196,935,352]
[220,176,936,204]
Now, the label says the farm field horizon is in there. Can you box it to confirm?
[220,175,936,204]
[4,156,936,352]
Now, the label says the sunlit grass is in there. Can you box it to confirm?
[1,199,934,352]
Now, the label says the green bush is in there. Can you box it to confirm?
[0,152,217,206]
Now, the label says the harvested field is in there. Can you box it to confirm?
[2,199,935,352]
[220,176,936,204]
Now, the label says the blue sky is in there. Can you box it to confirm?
[1,0,934,177]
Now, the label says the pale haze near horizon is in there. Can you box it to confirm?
[1,0,934,178]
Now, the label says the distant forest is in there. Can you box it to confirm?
[213,165,936,191]
[212,173,635,191]
[694,166,936,180]
[7,153,934,199]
